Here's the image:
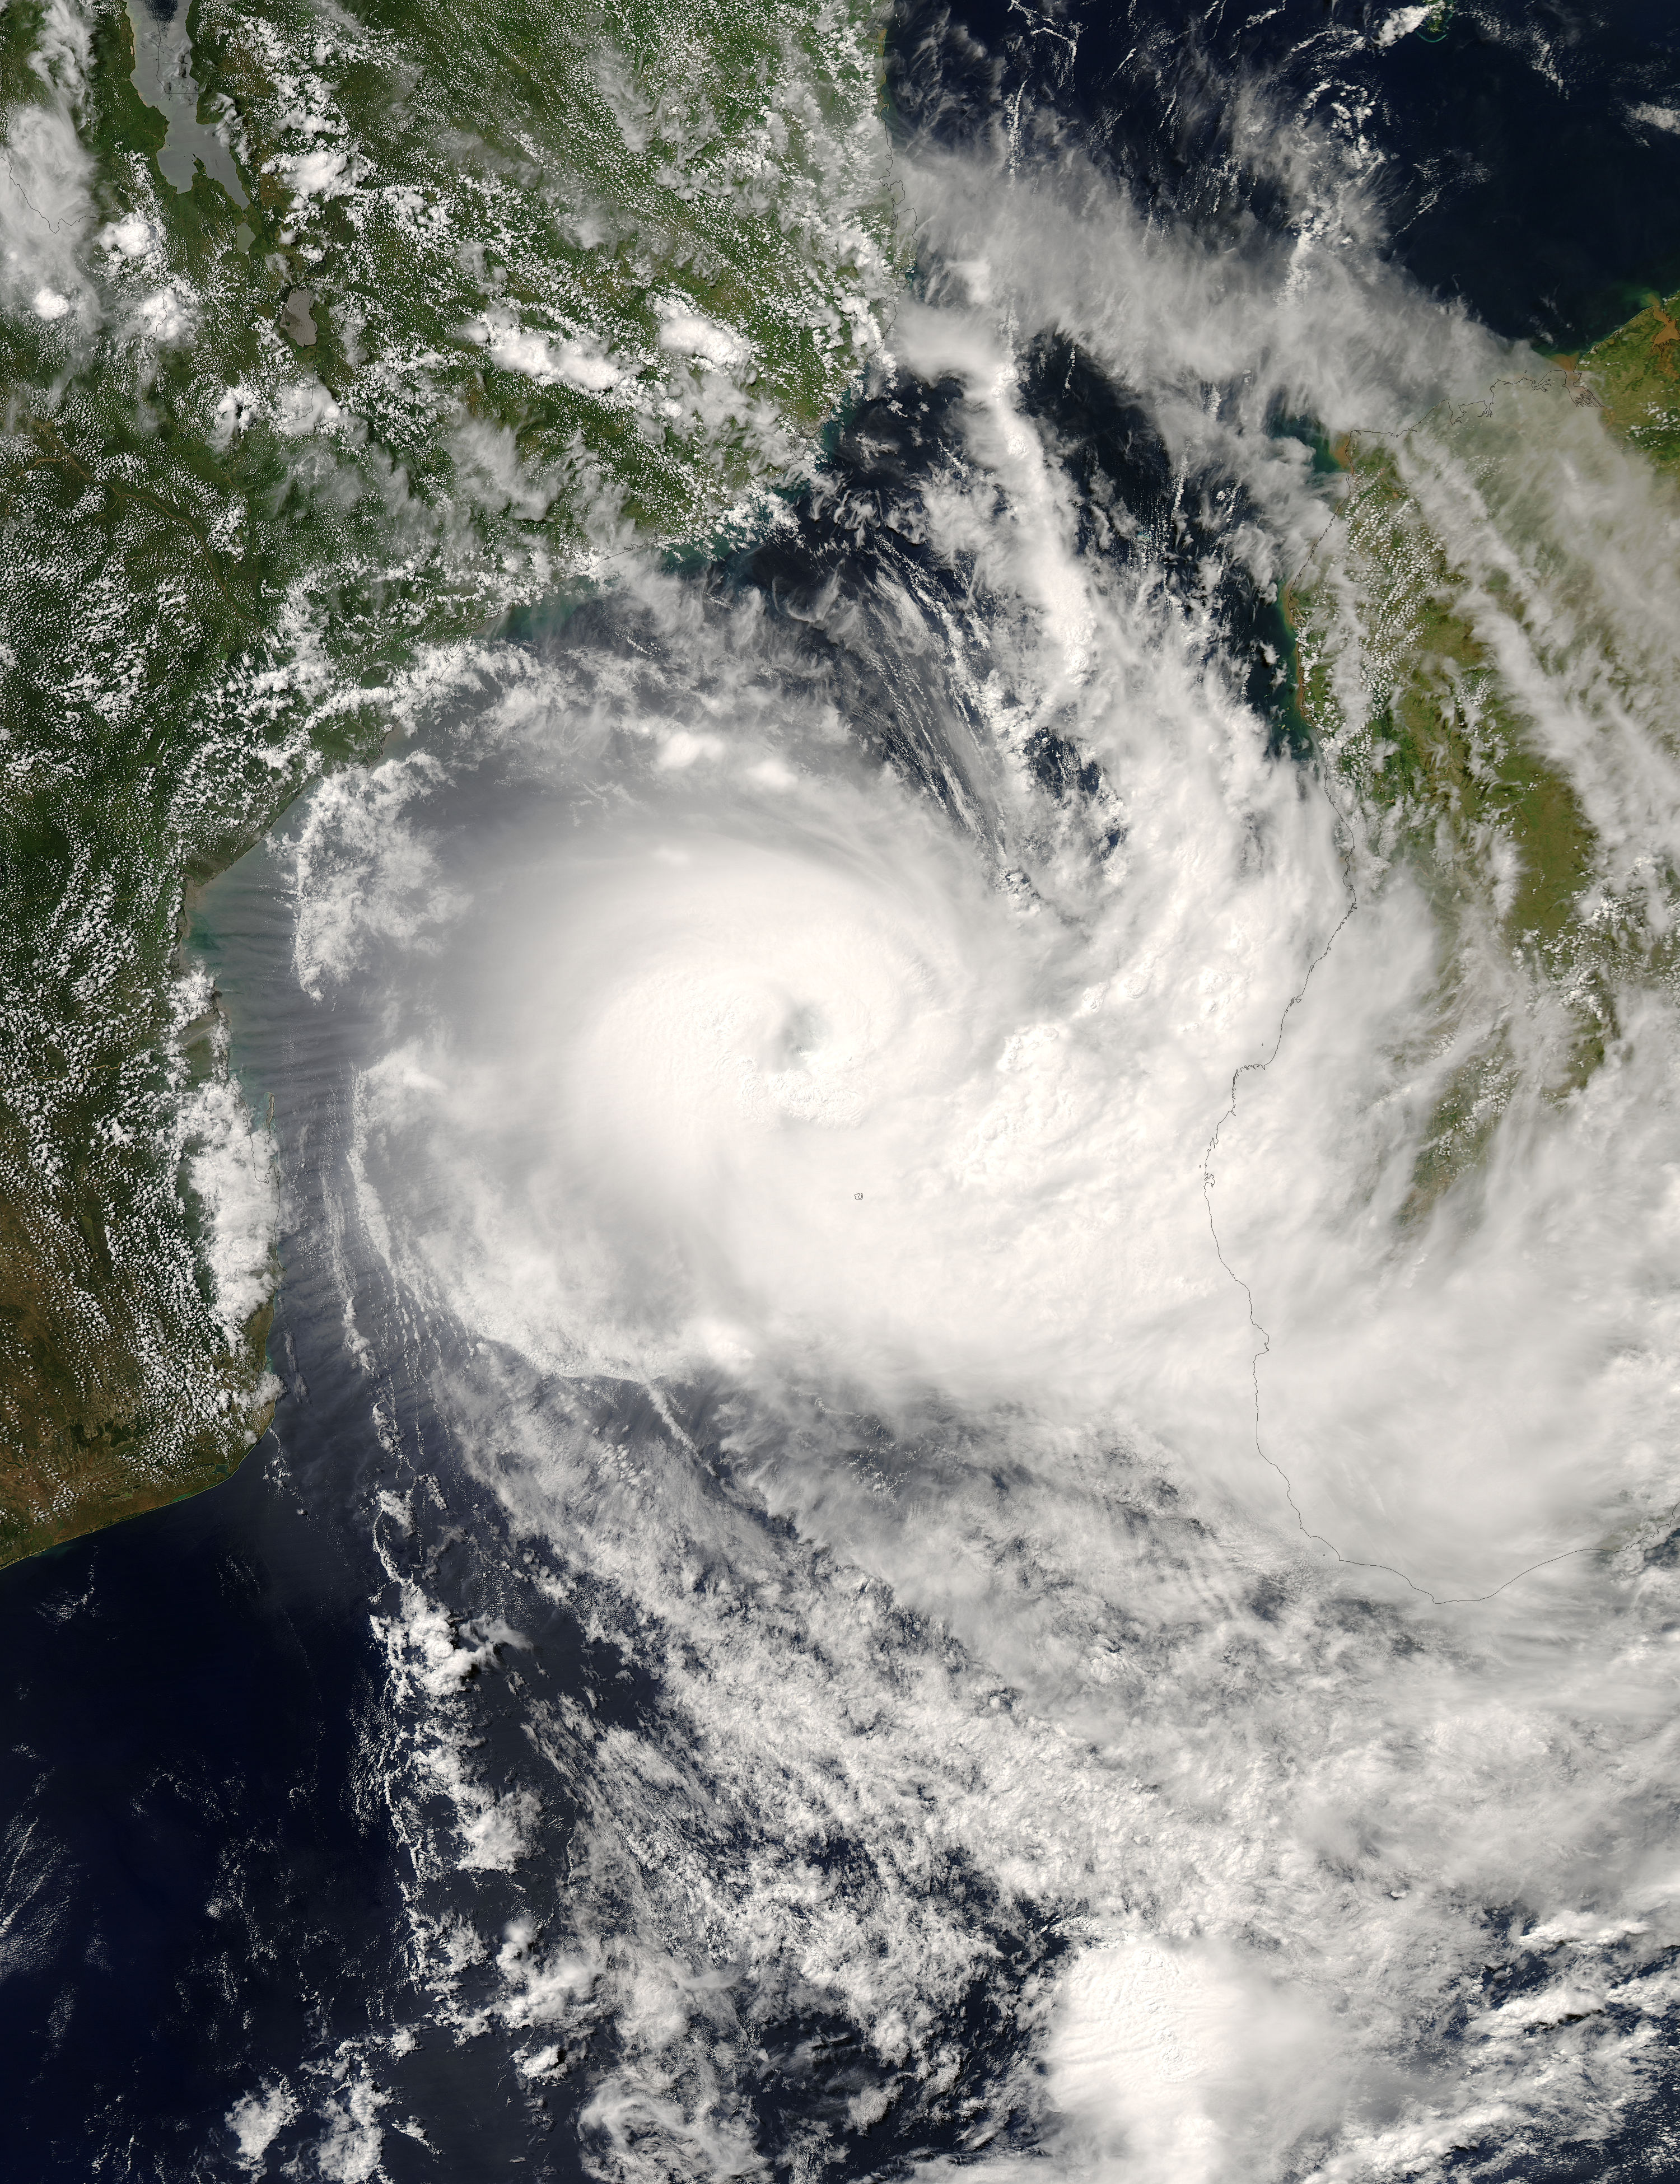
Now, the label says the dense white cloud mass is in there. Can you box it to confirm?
[272,134,1680,2184]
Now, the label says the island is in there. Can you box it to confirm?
[1282,286,1680,1219]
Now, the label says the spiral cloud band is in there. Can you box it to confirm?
[266,128,1680,2184]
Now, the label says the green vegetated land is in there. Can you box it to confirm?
[0,0,900,1564]
[1284,288,1680,1220]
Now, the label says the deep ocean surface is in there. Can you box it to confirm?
[9,5,1680,2179]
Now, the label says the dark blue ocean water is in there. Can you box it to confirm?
[0,1369,393,2173]
[7,4,1680,2176]
[894,0,1680,348]
[0,850,624,2178]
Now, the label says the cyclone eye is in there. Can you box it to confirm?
[776,1004,824,1069]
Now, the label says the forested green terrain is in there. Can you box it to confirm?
[1284,291,1680,1220]
[0,0,897,1561]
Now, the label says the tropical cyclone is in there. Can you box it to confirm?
[0,0,901,1562]
[1283,286,1680,1220]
